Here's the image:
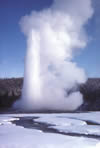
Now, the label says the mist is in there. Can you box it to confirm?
[14,0,93,111]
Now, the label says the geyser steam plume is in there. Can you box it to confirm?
[15,0,93,111]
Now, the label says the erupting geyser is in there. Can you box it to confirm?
[23,30,42,104]
[14,0,93,111]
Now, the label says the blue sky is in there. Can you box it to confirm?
[0,0,100,78]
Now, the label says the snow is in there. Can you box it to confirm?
[0,112,100,148]
[34,112,100,136]
[96,142,100,148]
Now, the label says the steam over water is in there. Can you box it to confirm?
[14,0,93,111]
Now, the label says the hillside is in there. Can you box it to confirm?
[0,78,100,111]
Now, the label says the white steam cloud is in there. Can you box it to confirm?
[14,0,93,111]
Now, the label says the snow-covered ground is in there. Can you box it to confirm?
[0,112,100,148]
